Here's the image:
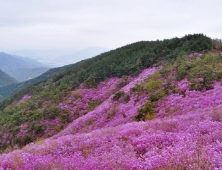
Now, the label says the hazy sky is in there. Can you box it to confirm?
[0,0,221,51]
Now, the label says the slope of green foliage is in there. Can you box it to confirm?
[134,51,222,121]
[0,34,214,152]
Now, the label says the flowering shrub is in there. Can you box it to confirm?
[1,103,222,169]
[21,94,31,102]
[2,53,222,169]
[53,67,157,137]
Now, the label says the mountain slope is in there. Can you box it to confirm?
[0,34,212,101]
[0,69,17,87]
[0,34,215,154]
[1,50,222,169]
[0,52,49,81]
[1,34,222,169]
[0,34,215,153]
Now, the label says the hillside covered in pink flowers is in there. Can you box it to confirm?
[1,34,222,169]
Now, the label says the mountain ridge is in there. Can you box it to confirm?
[2,51,222,168]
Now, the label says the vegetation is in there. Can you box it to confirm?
[135,101,156,121]
[134,50,222,121]
[0,34,215,152]
[1,34,222,169]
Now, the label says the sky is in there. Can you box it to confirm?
[0,0,222,52]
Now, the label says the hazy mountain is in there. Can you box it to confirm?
[0,69,17,87]
[56,46,109,66]
[10,49,75,60]
[0,52,50,82]
[0,65,69,100]
[10,46,109,67]
[12,55,48,68]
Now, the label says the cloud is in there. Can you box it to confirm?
[0,0,221,51]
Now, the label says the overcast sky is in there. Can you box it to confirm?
[0,0,222,51]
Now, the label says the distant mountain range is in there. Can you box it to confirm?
[0,69,17,87]
[9,46,109,67]
[0,64,69,100]
[0,47,108,99]
[0,52,50,82]
[55,46,109,66]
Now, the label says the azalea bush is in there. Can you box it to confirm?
[0,35,222,169]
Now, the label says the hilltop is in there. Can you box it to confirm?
[1,34,222,169]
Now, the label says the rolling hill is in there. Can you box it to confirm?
[1,34,222,169]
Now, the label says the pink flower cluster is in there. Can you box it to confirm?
[54,67,157,138]
[156,81,222,117]
[1,67,222,169]
[189,52,203,58]
[62,77,121,119]
[1,106,222,169]
[21,94,31,102]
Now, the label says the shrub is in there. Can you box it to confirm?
[23,134,33,145]
[71,89,82,99]
[116,75,129,88]
[34,124,45,135]
[188,65,217,90]
[88,100,102,111]
[144,72,163,93]
[84,74,97,88]
[135,101,155,121]
[85,118,94,126]
[124,94,130,103]
[176,66,188,81]
[46,105,60,120]
[149,90,166,102]
[130,84,144,93]
[107,105,118,119]
[159,63,173,78]
[173,88,180,94]
[112,91,124,101]
[14,137,22,147]
[55,125,64,133]
[60,109,72,123]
